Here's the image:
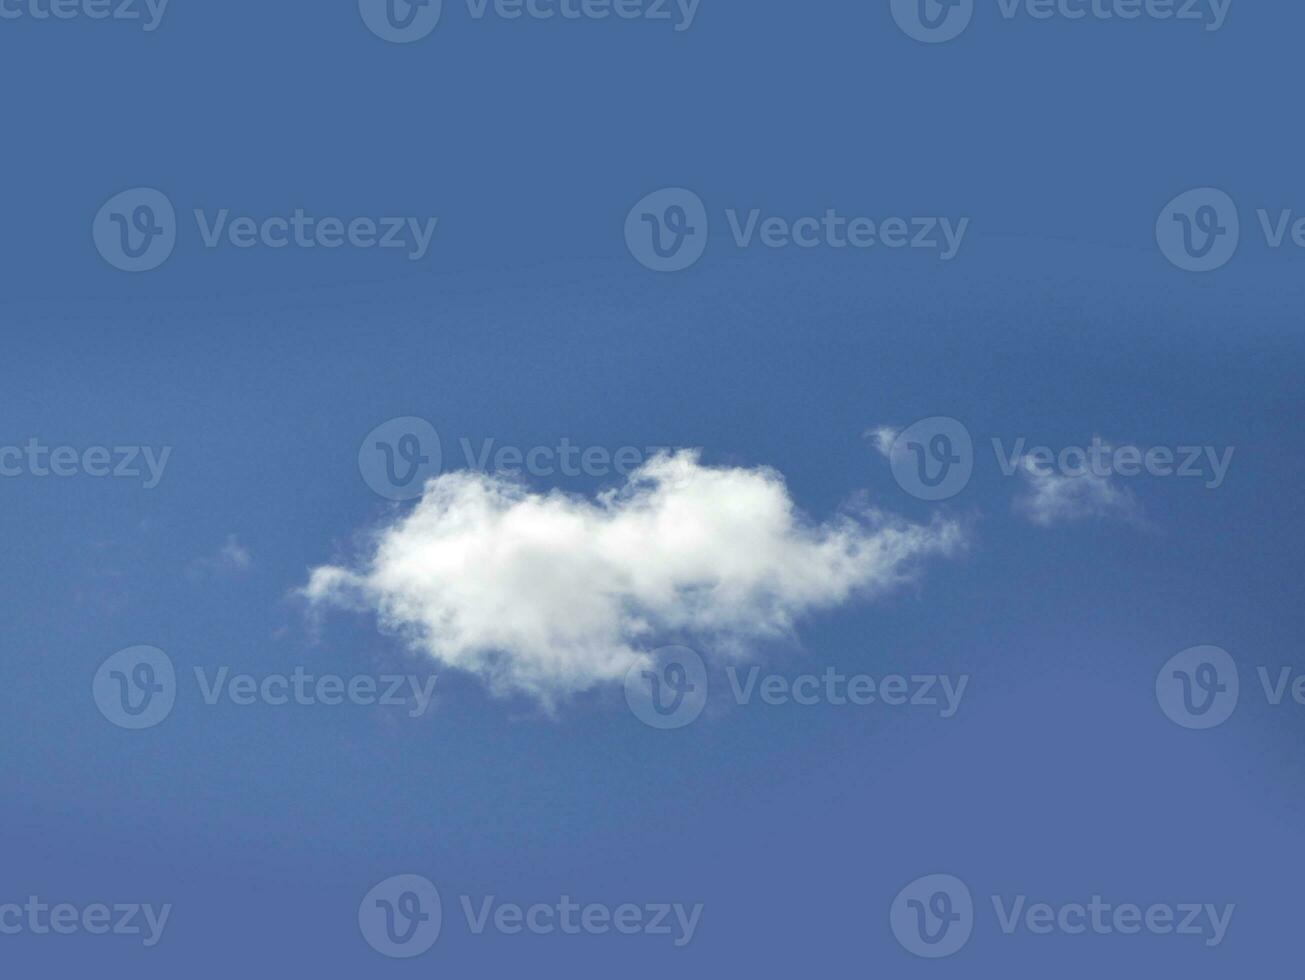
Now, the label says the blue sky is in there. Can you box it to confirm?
[3,0,1305,975]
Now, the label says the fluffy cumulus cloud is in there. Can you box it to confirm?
[302,451,963,704]
[1014,454,1138,527]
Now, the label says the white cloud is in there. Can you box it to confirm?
[1014,455,1137,527]
[218,536,252,569]
[189,534,252,579]
[302,451,962,705]
[866,426,899,458]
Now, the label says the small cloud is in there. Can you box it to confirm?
[1014,454,1138,527]
[301,450,963,707]
[865,426,899,458]
[218,536,252,569]
[189,535,252,579]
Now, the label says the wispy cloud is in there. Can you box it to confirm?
[1014,455,1138,527]
[866,426,899,458]
[301,451,963,706]
[189,535,252,579]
